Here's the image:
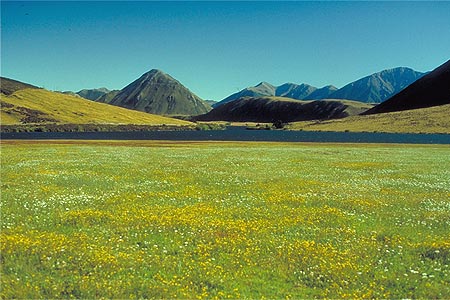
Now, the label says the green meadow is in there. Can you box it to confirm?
[1,140,449,299]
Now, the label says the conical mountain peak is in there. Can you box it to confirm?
[138,69,173,82]
[108,69,211,115]
[146,69,167,76]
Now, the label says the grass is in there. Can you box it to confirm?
[1,89,193,127]
[1,140,449,299]
[287,104,450,134]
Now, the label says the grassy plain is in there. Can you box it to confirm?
[287,104,450,134]
[1,140,449,299]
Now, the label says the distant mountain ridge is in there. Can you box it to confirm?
[108,69,211,115]
[215,67,425,107]
[96,90,121,103]
[363,60,450,115]
[215,82,337,107]
[77,88,111,101]
[328,67,426,103]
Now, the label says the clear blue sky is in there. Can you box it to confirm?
[2,1,449,101]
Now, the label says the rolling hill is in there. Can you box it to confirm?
[195,96,373,123]
[1,77,40,95]
[288,104,450,134]
[108,69,211,115]
[363,60,450,115]
[1,88,193,127]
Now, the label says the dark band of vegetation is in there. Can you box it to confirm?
[0,123,225,133]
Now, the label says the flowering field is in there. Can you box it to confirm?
[1,140,449,299]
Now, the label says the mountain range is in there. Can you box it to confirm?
[2,59,449,133]
[329,67,426,103]
[363,59,450,115]
[215,82,337,107]
[215,67,425,107]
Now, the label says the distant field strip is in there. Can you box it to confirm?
[1,141,449,298]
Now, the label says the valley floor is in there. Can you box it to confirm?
[1,140,449,298]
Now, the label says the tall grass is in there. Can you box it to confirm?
[1,141,449,298]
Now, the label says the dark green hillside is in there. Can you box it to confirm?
[195,96,373,123]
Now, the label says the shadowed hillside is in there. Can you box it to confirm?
[1,77,40,95]
[195,96,372,123]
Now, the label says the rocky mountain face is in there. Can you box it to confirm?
[363,60,450,115]
[108,69,211,115]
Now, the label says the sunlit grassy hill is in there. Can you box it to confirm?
[287,104,450,134]
[0,89,193,127]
